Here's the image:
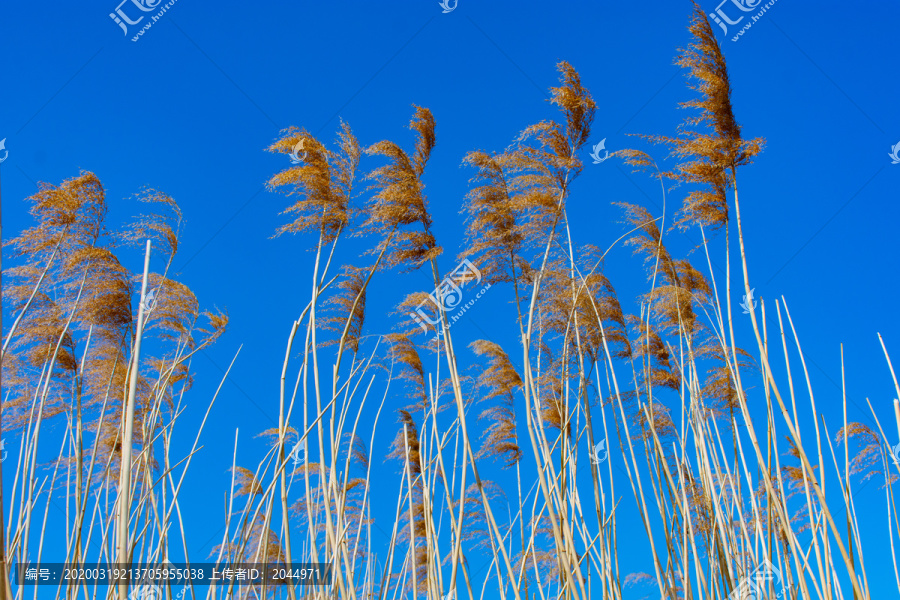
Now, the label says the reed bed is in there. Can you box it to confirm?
[2,3,898,599]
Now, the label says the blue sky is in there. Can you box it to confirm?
[2,0,899,596]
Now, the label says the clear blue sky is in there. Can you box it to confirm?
[2,0,899,597]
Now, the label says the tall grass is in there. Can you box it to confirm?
[2,3,899,599]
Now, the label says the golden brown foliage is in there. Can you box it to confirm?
[396,290,442,341]
[619,202,709,334]
[511,63,595,248]
[233,466,264,497]
[618,202,675,282]
[647,258,710,334]
[323,265,367,354]
[3,172,227,486]
[637,401,678,442]
[5,171,106,262]
[779,436,823,531]
[453,481,506,552]
[460,151,527,285]
[698,343,755,416]
[460,61,597,294]
[255,426,298,447]
[666,1,763,229]
[267,121,360,244]
[243,522,286,564]
[385,409,431,593]
[680,467,715,536]
[471,340,522,466]
[364,106,441,271]
[117,188,183,258]
[385,333,427,411]
[836,422,894,486]
[538,252,631,362]
[346,432,370,472]
[388,409,424,478]
[628,316,681,392]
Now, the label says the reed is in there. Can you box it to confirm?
[1,3,896,599]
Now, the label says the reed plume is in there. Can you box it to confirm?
[364,106,441,271]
